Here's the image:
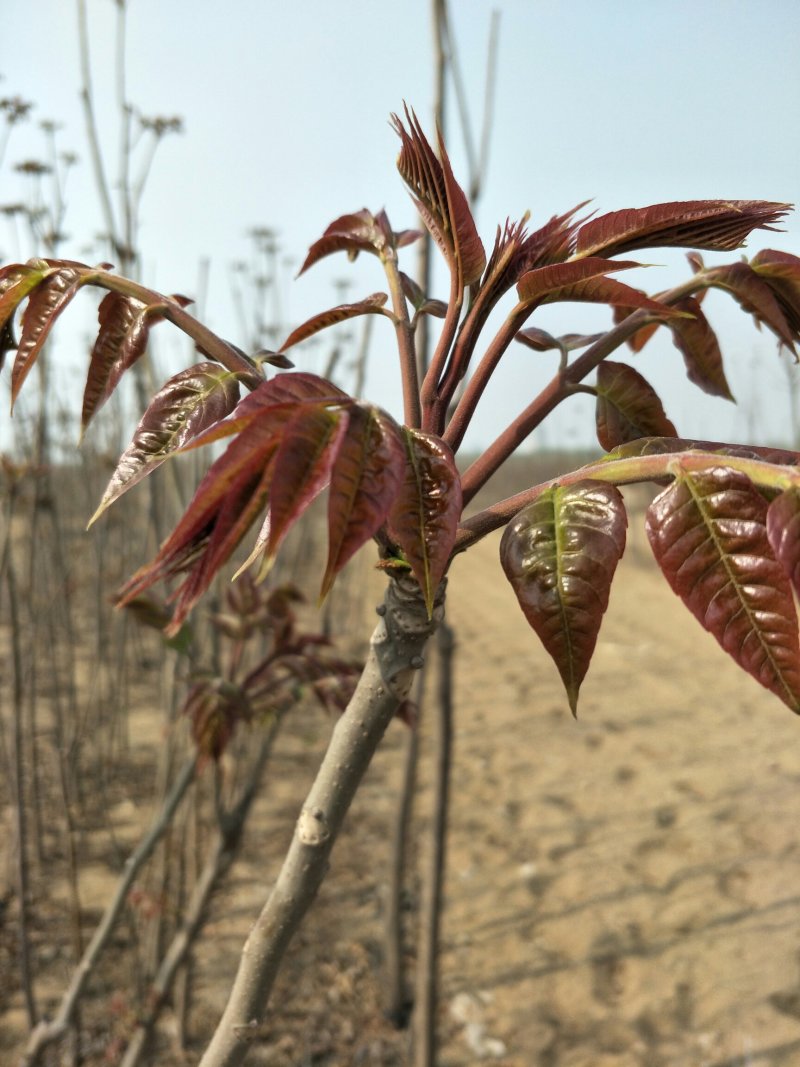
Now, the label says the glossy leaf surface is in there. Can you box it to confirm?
[574,200,790,259]
[82,292,148,429]
[91,363,242,522]
[767,490,800,598]
[646,467,800,712]
[500,481,627,714]
[280,293,389,351]
[387,429,462,615]
[595,361,678,450]
[11,263,85,405]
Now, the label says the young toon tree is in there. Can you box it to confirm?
[4,107,800,1065]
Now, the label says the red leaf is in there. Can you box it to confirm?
[515,327,604,353]
[298,209,419,275]
[280,293,389,351]
[265,403,350,562]
[704,261,797,353]
[595,361,678,450]
[387,429,462,615]
[321,405,406,599]
[90,363,242,522]
[668,296,734,400]
[184,372,348,451]
[117,416,287,630]
[646,467,800,713]
[500,481,627,714]
[11,263,85,405]
[517,257,640,305]
[82,293,147,429]
[574,200,790,259]
[612,305,661,353]
[767,490,800,598]
[392,107,485,286]
[751,249,800,338]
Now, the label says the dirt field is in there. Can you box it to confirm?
[5,506,800,1066]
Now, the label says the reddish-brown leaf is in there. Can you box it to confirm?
[704,261,796,353]
[595,361,678,450]
[392,107,485,286]
[298,209,420,275]
[399,271,447,318]
[0,262,52,335]
[767,490,800,598]
[646,467,800,713]
[117,416,287,629]
[612,305,661,353]
[184,372,349,452]
[437,126,486,286]
[82,292,147,430]
[91,363,242,522]
[750,249,800,337]
[265,403,349,562]
[515,327,604,353]
[11,263,85,405]
[669,296,734,400]
[280,293,389,351]
[517,257,640,305]
[321,405,406,599]
[500,481,627,714]
[574,200,790,259]
[387,429,462,615]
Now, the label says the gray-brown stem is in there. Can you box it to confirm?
[198,575,444,1067]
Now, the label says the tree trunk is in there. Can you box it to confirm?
[198,574,444,1067]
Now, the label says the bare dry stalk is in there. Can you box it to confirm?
[413,619,455,1067]
[119,720,280,1067]
[198,575,443,1067]
[384,666,425,1027]
[19,755,198,1067]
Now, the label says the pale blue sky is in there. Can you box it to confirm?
[3,0,800,451]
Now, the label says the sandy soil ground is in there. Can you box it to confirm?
[5,514,800,1066]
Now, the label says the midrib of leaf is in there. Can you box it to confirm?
[553,489,577,696]
[408,437,431,599]
[684,475,797,708]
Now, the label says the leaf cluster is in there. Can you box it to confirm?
[4,108,800,716]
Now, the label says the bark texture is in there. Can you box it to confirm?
[199,575,444,1067]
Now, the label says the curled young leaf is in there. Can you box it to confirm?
[646,467,800,713]
[298,208,419,275]
[595,361,678,450]
[387,428,462,616]
[280,293,390,351]
[515,327,604,353]
[392,106,485,287]
[500,481,627,715]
